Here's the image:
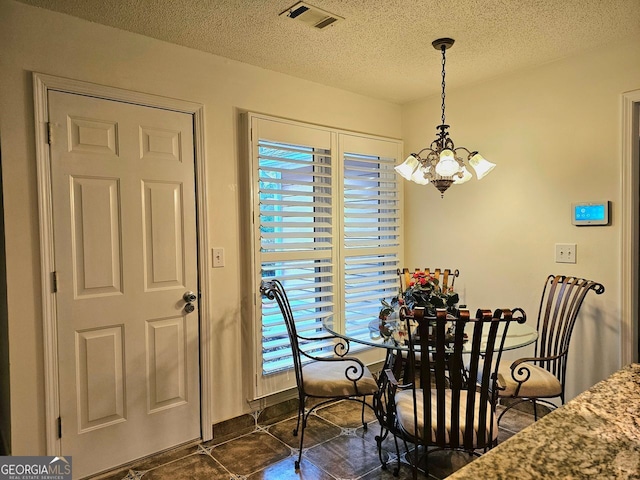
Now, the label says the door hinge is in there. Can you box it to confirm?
[57,417,62,438]
[52,271,58,293]
[47,122,53,145]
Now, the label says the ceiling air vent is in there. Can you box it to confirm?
[280,1,343,30]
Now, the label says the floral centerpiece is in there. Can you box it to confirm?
[378,270,461,345]
[380,270,459,320]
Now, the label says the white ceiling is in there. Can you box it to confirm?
[16,0,640,104]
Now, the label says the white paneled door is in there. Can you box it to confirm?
[48,91,201,478]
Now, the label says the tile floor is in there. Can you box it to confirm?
[93,399,542,480]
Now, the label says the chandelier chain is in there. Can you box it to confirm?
[441,45,446,126]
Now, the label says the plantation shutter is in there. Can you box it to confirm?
[249,114,403,398]
[253,117,335,379]
[341,134,401,342]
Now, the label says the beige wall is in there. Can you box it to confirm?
[402,37,640,400]
[0,0,402,455]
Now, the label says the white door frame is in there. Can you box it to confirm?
[621,89,640,366]
[32,72,213,455]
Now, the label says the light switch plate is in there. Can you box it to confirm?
[212,248,225,267]
[555,243,576,264]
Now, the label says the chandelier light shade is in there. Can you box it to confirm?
[395,38,496,197]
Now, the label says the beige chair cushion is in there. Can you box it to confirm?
[394,389,497,447]
[302,360,378,397]
[497,360,562,398]
[400,350,428,362]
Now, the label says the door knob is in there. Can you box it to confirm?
[183,291,197,302]
[184,303,195,314]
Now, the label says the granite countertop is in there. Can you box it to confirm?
[448,363,640,479]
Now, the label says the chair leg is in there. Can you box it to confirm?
[292,396,305,470]
[293,397,303,437]
[497,398,527,425]
[295,414,307,470]
[361,399,368,431]
[392,432,402,477]
[376,424,387,470]
[499,397,552,426]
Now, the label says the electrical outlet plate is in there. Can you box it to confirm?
[555,243,576,264]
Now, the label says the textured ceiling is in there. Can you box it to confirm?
[16,0,640,104]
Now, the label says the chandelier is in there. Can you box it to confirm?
[395,38,496,197]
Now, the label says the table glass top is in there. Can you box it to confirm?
[322,316,538,352]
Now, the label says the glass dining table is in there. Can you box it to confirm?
[322,315,538,353]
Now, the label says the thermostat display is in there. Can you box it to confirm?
[572,201,610,226]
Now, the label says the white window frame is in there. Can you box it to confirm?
[247,112,404,399]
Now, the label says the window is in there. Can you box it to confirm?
[248,114,402,398]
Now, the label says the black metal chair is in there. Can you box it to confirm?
[396,267,460,380]
[260,279,378,470]
[384,305,525,479]
[497,274,605,422]
[398,267,459,296]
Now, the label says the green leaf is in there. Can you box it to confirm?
[447,293,459,306]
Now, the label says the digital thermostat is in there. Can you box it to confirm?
[572,201,610,226]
